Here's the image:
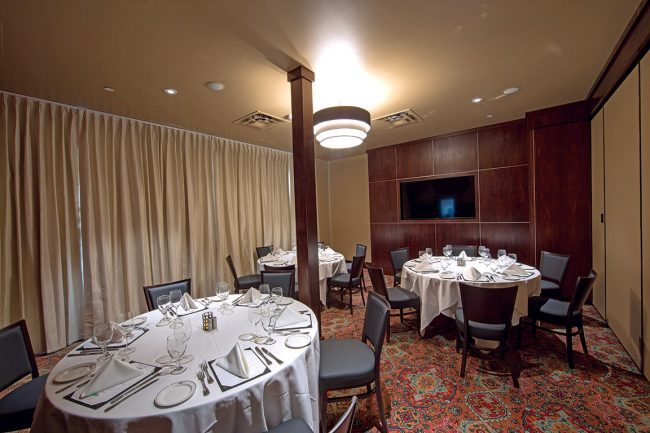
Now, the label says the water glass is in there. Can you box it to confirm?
[117,312,135,356]
[443,245,452,258]
[92,322,114,361]
[156,295,171,327]
[425,247,432,256]
[271,286,284,305]
[497,249,507,259]
[418,250,425,258]
[259,284,270,300]
[166,335,187,375]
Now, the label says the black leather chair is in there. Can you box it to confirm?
[456,283,519,387]
[539,251,571,296]
[263,264,297,299]
[261,271,295,299]
[450,245,478,257]
[143,278,191,311]
[320,292,390,433]
[326,256,365,314]
[346,244,368,294]
[389,247,410,285]
[525,271,597,369]
[0,320,47,432]
[226,255,262,293]
[256,245,273,259]
[367,266,421,342]
[267,396,357,433]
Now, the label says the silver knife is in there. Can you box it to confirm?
[261,348,283,365]
[254,347,272,365]
[104,378,159,412]
[107,370,164,405]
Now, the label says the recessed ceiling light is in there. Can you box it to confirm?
[163,88,178,95]
[103,86,115,93]
[486,114,494,118]
[205,81,225,91]
[471,97,483,103]
[503,87,520,95]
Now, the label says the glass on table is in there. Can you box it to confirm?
[156,295,171,327]
[117,312,136,358]
[172,318,194,364]
[216,281,229,310]
[497,249,507,259]
[442,245,452,258]
[508,253,517,262]
[440,260,450,271]
[166,335,187,375]
[92,322,114,362]
[425,247,432,256]
[220,282,234,314]
[271,286,283,305]
[418,250,425,258]
[259,284,270,300]
[239,304,262,341]
[169,289,182,326]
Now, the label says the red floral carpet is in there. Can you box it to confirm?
[6,282,650,433]
[321,281,650,433]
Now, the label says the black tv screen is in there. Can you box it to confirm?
[400,175,476,220]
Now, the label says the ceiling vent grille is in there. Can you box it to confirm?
[233,111,289,131]
[374,109,424,129]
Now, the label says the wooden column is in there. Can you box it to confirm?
[287,66,321,324]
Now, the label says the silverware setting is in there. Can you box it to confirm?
[255,347,272,365]
[55,372,96,394]
[200,360,214,384]
[104,378,159,412]
[261,347,283,365]
[196,370,210,396]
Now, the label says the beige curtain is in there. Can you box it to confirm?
[0,92,294,352]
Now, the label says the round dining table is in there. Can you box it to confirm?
[31,295,320,433]
[257,249,347,304]
[400,257,541,333]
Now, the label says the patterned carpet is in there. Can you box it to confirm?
[6,280,650,433]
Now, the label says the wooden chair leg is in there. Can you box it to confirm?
[386,321,391,343]
[374,377,388,433]
[579,325,589,356]
[399,308,404,323]
[566,326,575,369]
[507,346,520,388]
[515,324,522,349]
[360,283,366,306]
[460,337,469,377]
[349,288,354,315]
[532,319,537,338]
[320,391,328,433]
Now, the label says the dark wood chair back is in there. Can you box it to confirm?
[367,266,389,299]
[143,278,192,311]
[256,245,273,259]
[568,271,597,318]
[459,283,517,326]
[0,320,39,391]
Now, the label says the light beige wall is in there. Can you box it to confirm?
[641,51,650,379]
[328,154,372,262]
[591,109,606,317]
[315,159,331,244]
[604,66,642,367]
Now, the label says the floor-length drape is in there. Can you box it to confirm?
[0,92,295,352]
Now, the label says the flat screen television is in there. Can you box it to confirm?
[400,175,476,220]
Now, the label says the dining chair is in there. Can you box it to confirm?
[525,271,597,369]
[226,255,262,293]
[143,278,191,311]
[367,266,421,342]
[320,292,390,433]
[456,283,519,387]
[539,251,571,296]
[326,255,365,314]
[346,244,368,294]
[0,320,48,432]
[389,247,410,285]
[266,396,358,433]
[256,245,273,259]
[450,245,478,257]
[261,270,295,299]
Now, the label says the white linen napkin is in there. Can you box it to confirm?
[215,343,250,379]
[275,308,307,328]
[498,255,515,267]
[463,266,483,281]
[419,252,431,261]
[318,252,331,261]
[80,358,143,398]
[414,261,435,272]
[503,263,527,276]
[458,250,467,259]
[180,292,198,310]
[273,247,287,256]
[237,287,261,305]
[260,253,276,263]
[324,247,337,256]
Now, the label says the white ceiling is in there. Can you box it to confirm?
[0,0,640,159]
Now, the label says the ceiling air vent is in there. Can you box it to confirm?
[233,111,289,131]
[374,109,424,129]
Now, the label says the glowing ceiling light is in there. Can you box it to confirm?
[313,106,371,149]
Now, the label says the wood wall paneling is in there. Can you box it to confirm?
[590,110,606,317]
[640,50,650,380]
[400,223,436,257]
[369,180,398,223]
[367,146,396,182]
[533,120,592,299]
[479,166,529,222]
[396,139,433,179]
[370,224,402,270]
[433,132,478,175]
[435,223,480,255]
[478,121,527,169]
[526,101,590,129]
[480,223,532,265]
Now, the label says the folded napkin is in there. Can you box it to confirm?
[80,358,143,398]
[414,262,435,272]
[215,343,250,379]
[458,250,467,259]
[498,255,516,267]
[180,292,198,310]
[237,287,261,305]
[503,263,527,276]
[275,308,307,328]
[260,253,276,263]
[273,247,287,256]
[463,266,483,281]
[324,247,337,256]
[318,252,331,261]
[419,252,431,261]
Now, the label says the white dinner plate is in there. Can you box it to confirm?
[518,264,535,270]
[439,271,455,279]
[285,334,311,349]
[53,362,95,383]
[502,275,522,281]
[154,381,196,408]
[277,297,294,306]
[131,316,147,327]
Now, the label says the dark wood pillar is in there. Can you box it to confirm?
[287,66,321,325]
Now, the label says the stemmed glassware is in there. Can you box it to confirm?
[271,287,283,305]
[92,322,114,362]
[172,318,193,364]
[425,247,432,256]
[156,295,171,327]
[169,289,182,326]
[166,335,187,375]
[508,253,517,262]
[258,284,270,300]
[442,245,453,260]
[216,282,229,311]
[117,312,136,358]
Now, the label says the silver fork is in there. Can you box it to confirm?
[196,370,210,396]
[201,360,214,384]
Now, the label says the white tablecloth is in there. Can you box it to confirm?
[257,251,347,304]
[401,258,541,332]
[32,296,320,433]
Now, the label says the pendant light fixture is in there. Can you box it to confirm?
[313,106,371,149]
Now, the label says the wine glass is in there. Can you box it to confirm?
[497,249,507,259]
[156,295,171,327]
[260,305,278,340]
[259,284,270,300]
[216,282,229,310]
[166,335,187,375]
[271,287,284,305]
[239,305,262,341]
[92,322,114,362]
[508,253,518,262]
[117,312,135,357]
[443,245,452,259]
[172,318,194,364]
[440,260,449,271]
[425,247,432,256]
[418,250,425,259]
